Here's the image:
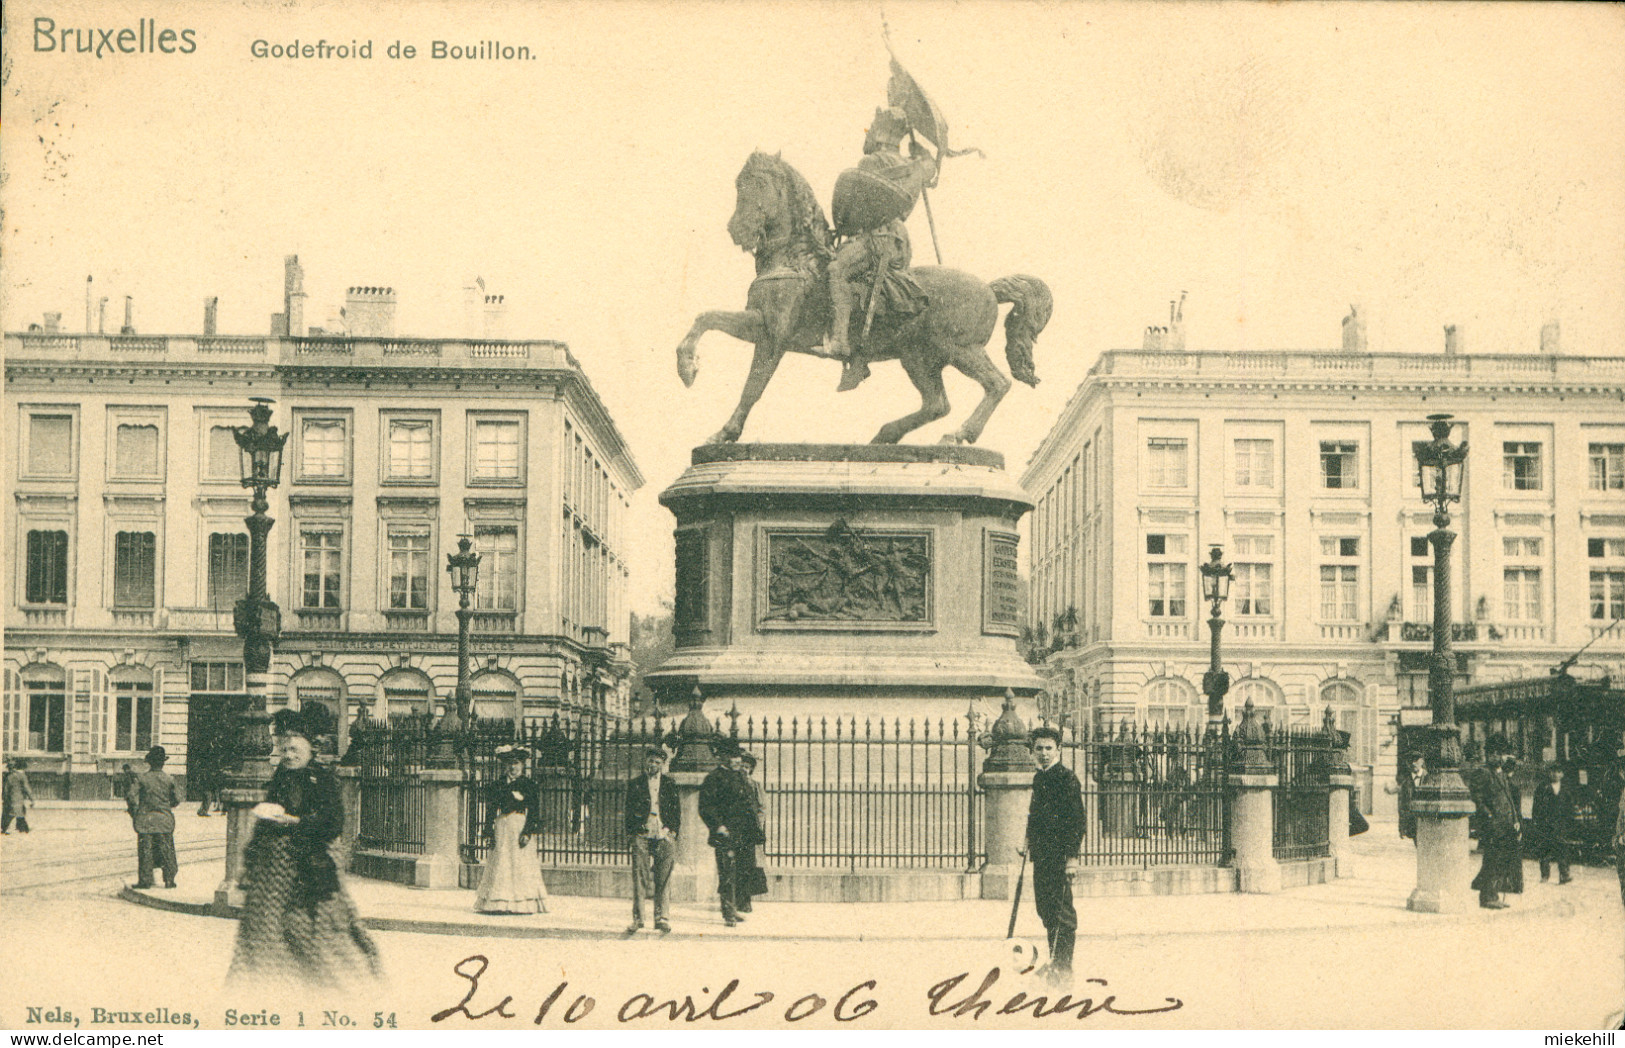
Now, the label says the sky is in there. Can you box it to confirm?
[5,1,1623,613]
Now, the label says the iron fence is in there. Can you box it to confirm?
[735,714,983,870]
[348,715,430,855]
[1061,721,1231,867]
[1269,725,1332,861]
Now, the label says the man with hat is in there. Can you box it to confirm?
[127,745,183,889]
[1466,733,1523,909]
[699,741,761,927]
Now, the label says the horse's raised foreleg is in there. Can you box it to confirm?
[707,339,786,444]
[940,346,1013,445]
[676,309,767,388]
[871,356,950,445]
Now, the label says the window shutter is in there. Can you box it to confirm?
[2,669,18,753]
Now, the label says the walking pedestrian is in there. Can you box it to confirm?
[624,747,679,934]
[1025,726,1084,984]
[3,759,36,834]
[1397,754,1426,843]
[1531,764,1575,884]
[1466,734,1523,909]
[128,746,182,888]
[699,742,759,927]
[228,709,380,990]
[738,750,769,912]
[474,746,548,915]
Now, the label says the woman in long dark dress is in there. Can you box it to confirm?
[228,714,380,989]
[475,746,548,914]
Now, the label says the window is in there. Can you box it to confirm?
[113,531,156,607]
[386,419,434,480]
[1231,535,1273,616]
[113,424,160,478]
[25,530,69,604]
[300,417,347,480]
[1411,536,1430,558]
[1503,537,1543,557]
[1144,678,1199,728]
[1591,537,1625,622]
[380,671,432,719]
[1145,438,1188,488]
[299,528,343,609]
[387,526,431,610]
[113,678,155,752]
[206,425,240,480]
[26,414,74,477]
[1320,535,1360,621]
[207,533,250,607]
[1320,442,1358,489]
[475,526,520,610]
[25,674,67,752]
[1411,565,1432,622]
[1145,532,1188,618]
[1502,442,1543,491]
[472,419,522,482]
[1503,568,1542,621]
[1591,444,1625,491]
[470,673,519,721]
[1233,439,1274,488]
[191,661,245,694]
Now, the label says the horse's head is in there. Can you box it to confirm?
[728,152,789,255]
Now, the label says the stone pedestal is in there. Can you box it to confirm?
[414,768,466,890]
[1327,772,1354,878]
[979,770,1035,899]
[1407,784,1476,913]
[666,770,718,903]
[1229,773,1282,894]
[214,781,266,911]
[647,444,1040,719]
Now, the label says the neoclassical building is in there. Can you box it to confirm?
[4,262,642,799]
[1021,320,1625,813]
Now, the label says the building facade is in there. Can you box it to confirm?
[4,275,642,799]
[1022,328,1625,813]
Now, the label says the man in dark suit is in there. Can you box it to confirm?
[1466,734,1523,909]
[1025,726,1084,982]
[128,746,182,889]
[1531,764,1575,884]
[699,743,759,927]
[624,747,680,933]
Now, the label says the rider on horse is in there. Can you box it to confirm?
[827,104,938,392]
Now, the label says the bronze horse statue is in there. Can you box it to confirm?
[676,152,1052,445]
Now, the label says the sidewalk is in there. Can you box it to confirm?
[121,824,1616,943]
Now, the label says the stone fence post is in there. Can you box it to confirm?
[1321,709,1354,878]
[1227,700,1281,893]
[666,688,722,903]
[415,766,465,889]
[979,692,1034,900]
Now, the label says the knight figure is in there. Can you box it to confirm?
[826,103,939,391]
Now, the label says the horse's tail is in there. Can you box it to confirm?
[989,274,1052,387]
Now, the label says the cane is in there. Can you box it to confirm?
[1006,850,1028,939]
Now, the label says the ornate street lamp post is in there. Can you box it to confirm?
[218,397,287,906]
[1407,412,1475,912]
[1199,545,1234,728]
[433,534,481,764]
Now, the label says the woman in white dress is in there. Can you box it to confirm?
[475,746,548,914]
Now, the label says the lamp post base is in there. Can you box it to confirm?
[1407,787,1476,914]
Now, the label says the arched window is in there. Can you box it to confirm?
[1320,678,1370,765]
[8,664,67,753]
[290,668,346,730]
[108,665,156,754]
[470,671,519,722]
[378,668,435,721]
[1143,677,1200,729]
[1231,678,1288,729]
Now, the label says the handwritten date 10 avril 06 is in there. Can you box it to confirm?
[433,955,1183,1026]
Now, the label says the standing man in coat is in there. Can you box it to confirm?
[1531,764,1575,884]
[624,747,680,934]
[699,743,759,927]
[2,758,35,834]
[1466,734,1523,909]
[1025,726,1084,983]
[128,745,182,889]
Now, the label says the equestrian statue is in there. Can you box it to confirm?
[675,59,1052,446]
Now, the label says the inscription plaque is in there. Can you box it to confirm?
[983,530,1022,635]
[674,526,709,634]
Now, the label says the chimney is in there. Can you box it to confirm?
[1443,324,1462,356]
[43,312,63,334]
[97,298,108,334]
[1142,325,1166,351]
[84,275,93,333]
[121,296,135,335]
[203,296,219,336]
[1540,319,1560,355]
[483,293,508,339]
[284,255,306,337]
[464,277,485,338]
[1340,304,1366,353]
[344,286,397,337]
